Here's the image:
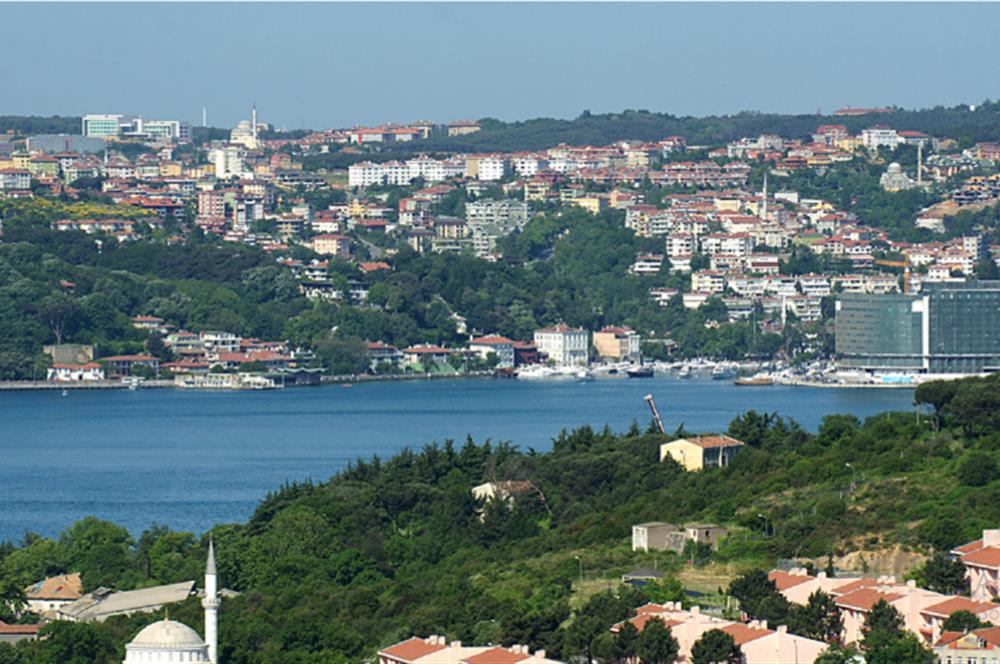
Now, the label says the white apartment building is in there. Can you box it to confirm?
[210,145,247,179]
[691,271,726,294]
[861,126,900,150]
[477,156,511,181]
[534,324,589,367]
[348,161,386,188]
[466,199,528,228]
[700,233,755,257]
[0,170,31,190]
[383,161,412,186]
[666,233,696,258]
[511,155,548,177]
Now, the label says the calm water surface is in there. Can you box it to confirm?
[0,376,915,542]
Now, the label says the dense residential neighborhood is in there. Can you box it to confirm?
[3,105,1000,387]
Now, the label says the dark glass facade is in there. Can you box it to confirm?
[835,282,1000,373]
[926,284,1000,373]
[835,294,923,370]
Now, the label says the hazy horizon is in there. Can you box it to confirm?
[3,3,999,130]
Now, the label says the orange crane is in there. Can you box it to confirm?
[644,394,666,434]
[874,258,911,294]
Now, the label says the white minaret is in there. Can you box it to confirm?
[917,142,923,185]
[760,171,769,221]
[251,104,258,143]
[202,538,219,664]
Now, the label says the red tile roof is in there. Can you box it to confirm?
[922,596,997,618]
[470,336,514,346]
[682,435,744,450]
[25,573,82,600]
[613,614,682,634]
[952,539,984,556]
[379,637,447,662]
[830,578,878,596]
[835,588,903,612]
[462,647,529,664]
[937,626,1000,648]
[635,603,668,615]
[0,622,42,635]
[963,547,1000,569]
[769,570,813,591]
[721,623,773,646]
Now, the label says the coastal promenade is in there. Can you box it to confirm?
[0,379,174,391]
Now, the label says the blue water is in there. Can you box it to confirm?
[0,376,914,542]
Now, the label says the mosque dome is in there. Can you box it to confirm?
[124,619,210,663]
[887,162,902,173]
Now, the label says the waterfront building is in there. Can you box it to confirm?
[533,324,589,367]
[468,335,515,369]
[47,362,106,382]
[835,282,1000,373]
[592,326,641,363]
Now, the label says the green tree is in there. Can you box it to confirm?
[690,628,740,664]
[942,609,987,632]
[635,617,679,664]
[957,451,999,487]
[788,590,842,643]
[616,621,639,662]
[728,569,784,620]
[814,643,861,664]
[914,379,958,430]
[592,631,623,663]
[28,621,118,664]
[643,575,685,604]
[59,517,132,591]
[916,553,968,595]
[860,599,934,663]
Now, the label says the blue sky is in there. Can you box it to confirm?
[4,3,998,130]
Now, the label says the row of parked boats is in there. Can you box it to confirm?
[513,360,778,384]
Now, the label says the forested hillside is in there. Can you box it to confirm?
[2,374,999,662]
[0,200,800,379]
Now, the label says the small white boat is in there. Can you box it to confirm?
[712,364,735,380]
[677,365,692,379]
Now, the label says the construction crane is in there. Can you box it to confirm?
[873,258,911,294]
[644,394,666,434]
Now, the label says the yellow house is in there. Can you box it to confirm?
[567,195,609,215]
[11,151,30,170]
[659,435,744,471]
[348,198,368,218]
[835,136,863,152]
[159,162,182,177]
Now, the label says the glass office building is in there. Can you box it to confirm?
[835,294,924,370]
[835,282,1000,373]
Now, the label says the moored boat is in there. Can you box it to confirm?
[734,375,774,386]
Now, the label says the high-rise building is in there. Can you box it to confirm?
[835,282,1000,373]
[82,114,124,138]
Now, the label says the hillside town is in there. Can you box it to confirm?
[2,107,1000,388]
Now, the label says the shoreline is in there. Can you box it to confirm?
[0,372,929,391]
[0,371,498,391]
